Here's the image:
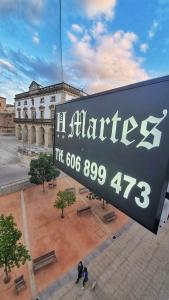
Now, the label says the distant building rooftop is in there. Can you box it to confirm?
[15,81,87,100]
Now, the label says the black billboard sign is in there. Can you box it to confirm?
[54,76,169,234]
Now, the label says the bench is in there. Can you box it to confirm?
[79,187,89,194]
[102,212,117,223]
[86,192,102,200]
[77,205,91,215]
[48,182,57,188]
[65,187,76,194]
[48,183,53,188]
[14,275,26,294]
[33,250,57,273]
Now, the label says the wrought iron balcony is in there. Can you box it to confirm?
[14,118,53,124]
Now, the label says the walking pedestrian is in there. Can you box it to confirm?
[81,267,88,289]
[75,261,83,284]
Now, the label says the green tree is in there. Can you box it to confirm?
[28,153,60,192]
[54,191,76,218]
[87,191,106,208]
[0,214,31,283]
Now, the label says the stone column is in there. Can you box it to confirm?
[30,127,33,145]
[44,127,49,149]
[27,126,31,150]
[21,125,24,144]
[36,126,41,147]
[15,125,18,140]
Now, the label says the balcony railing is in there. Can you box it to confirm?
[14,118,53,124]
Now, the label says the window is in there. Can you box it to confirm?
[24,100,27,105]
[40,97,44,103]
[40,111,44,119]
[24,111,28,119]
[18,102,21,106]
[51,110,55,119]
[50,96,55,102]
[32,98,34,105]
[31,110,36,119]
[18,111,21,119]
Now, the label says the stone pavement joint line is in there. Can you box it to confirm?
[20,190,37,298]
[39,220,169,300]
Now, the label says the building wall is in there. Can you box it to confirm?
[15,92,62,119]
[15,82,87,149]
[6,104,15,113]
[15,90,82,119]
[0,112,15,133]
[0,97,6,111]
[0,97,15,133]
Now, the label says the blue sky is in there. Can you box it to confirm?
[0,0,169,103]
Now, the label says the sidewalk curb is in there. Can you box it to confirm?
[0,178,33,196]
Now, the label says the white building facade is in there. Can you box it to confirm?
[15,81,86,150]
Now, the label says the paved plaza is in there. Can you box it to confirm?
[0,136,29,186]
[0,140,169,300]
[0,176,128,300]
[1,176,169,300]
[40,220,169,300]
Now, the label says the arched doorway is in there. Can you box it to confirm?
[48,128,53,147]
[30,126,36,144]
[23,125,28,143]
[39,127,45,146]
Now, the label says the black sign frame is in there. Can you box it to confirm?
[53,76,169,234]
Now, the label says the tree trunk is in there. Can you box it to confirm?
[43,181,45,192]
[61,208,64,218]
[4,267,10,284]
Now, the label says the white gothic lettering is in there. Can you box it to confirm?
[56,109,167,150]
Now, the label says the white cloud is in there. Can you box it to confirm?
[72,24,83,34]
[32,33,40,44]
[0,0,14,11]
[148,20,159,38]
[0,59,15,72]
[67,31,77,43]
[67,27,149,93]
[81,0,117,19]
[91,22,106,38]
[0,0,44,23]
[140,43,149,53]
[53,45,57,53]
[0,78,28,103]
[81,33,91,43]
